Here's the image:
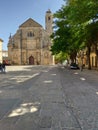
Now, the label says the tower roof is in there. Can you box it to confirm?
[46,9,51,13]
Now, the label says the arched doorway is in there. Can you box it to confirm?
[29,55,34,65]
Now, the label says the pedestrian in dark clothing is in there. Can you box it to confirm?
[2,63,6,73]
[0,63,3,72]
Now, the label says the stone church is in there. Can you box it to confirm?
[8,10,54,65]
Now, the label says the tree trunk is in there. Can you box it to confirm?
[87,46,91,70]
[95,44,98,68]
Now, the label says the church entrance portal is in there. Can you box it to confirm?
[29,56,34,65]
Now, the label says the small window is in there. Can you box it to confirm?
[48,17,51,21]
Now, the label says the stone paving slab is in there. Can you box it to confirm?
[39,116,52,128]
[62,128,81,130]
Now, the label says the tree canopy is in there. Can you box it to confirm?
[51,0,98,67]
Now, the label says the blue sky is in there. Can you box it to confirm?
[0,0,65,50]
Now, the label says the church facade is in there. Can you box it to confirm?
[8,10,54,65]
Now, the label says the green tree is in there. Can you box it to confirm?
[65,0,98,69]
[51,0,98,69]
[51,5,82,62]
[55,52,69,64]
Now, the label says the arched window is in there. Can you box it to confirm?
[48,16,51,21]
[27,32,34,37]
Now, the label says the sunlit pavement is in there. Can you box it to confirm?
[0,65,98,130]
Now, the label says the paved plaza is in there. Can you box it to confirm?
[0,65,98,130]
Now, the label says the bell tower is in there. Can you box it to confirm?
[45,9,53,35]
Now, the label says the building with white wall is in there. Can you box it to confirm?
[0,38,3,63]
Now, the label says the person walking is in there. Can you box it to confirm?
[2,63,6,73]
[0,63,3,72]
